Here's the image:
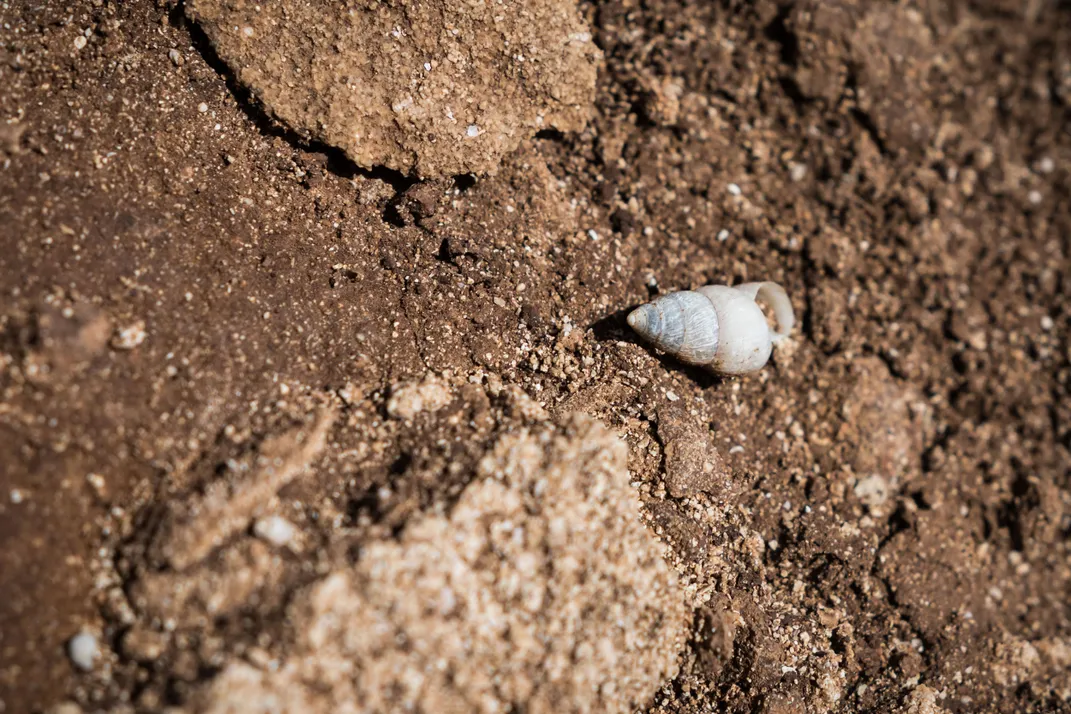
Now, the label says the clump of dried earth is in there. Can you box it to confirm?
[184,414,686,714]
[1,0,1070,713]
[186,0,600,177]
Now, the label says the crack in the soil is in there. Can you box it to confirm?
[178,3,416,205]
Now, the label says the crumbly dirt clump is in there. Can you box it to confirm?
[186,0,601,177]
[186,415,686,714]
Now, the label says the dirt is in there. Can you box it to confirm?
[187,414,687,714]
[1,0,1069,713]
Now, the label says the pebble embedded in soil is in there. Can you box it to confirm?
[67,632,99,671]
[386,374,453,419]
[853,473,890,507]
[253,515,297,547]
[111,322,147,350]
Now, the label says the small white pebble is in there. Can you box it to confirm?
[727,183,742,196]
[728,445,745,455]
[423,62,431,71]
[168,49,183,66]
[10,489,25,504]
[789,163,808,182]
[1041,315,1054,331]
[86,473,106,495]
[242,26,254,37]
[1037,157,1055,174]
[73,36,87,50]
[68,632,99,671]
[665,390,679,402]
[466,124,479,138]
[1028,190,1042,205]
[197,102,209,114]
[587,229,599,241]
[254,516,297,547]
[854,474,890,507]
[716,229,730,242]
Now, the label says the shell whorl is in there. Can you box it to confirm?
[626,291,720,365]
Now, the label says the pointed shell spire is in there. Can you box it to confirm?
[626,291,719,365]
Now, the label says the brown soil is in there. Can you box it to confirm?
[1,0,1070,713]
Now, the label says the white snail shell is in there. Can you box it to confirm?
[626,281,795,375]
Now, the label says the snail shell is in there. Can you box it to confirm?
[627,281,795,375]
